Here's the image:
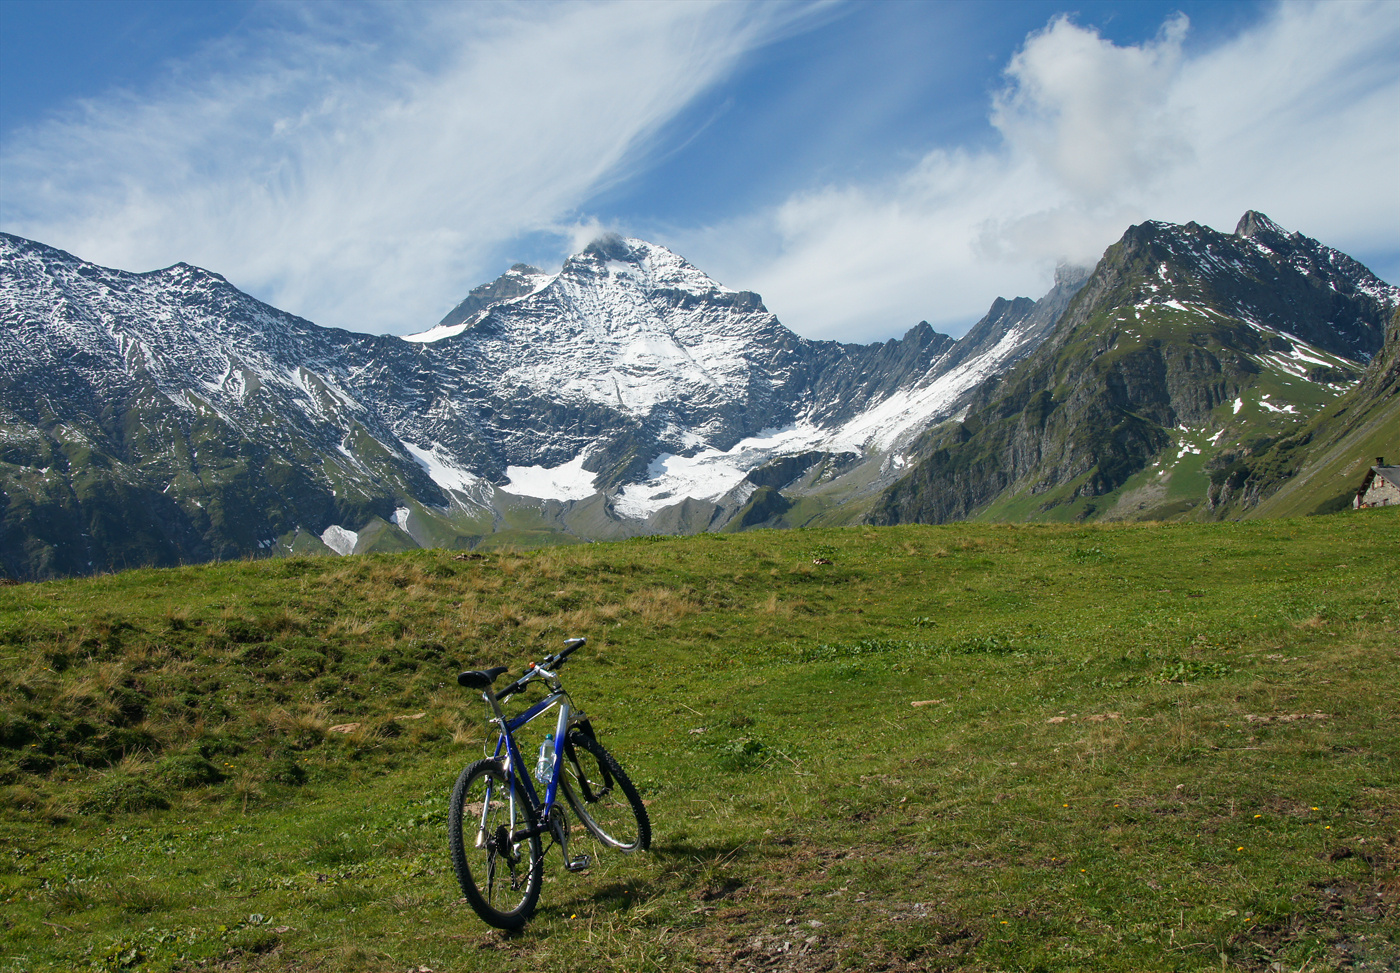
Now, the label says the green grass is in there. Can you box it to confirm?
[1248,389,1399,521]
[1,514,1396,971]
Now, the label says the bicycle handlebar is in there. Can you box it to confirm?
[490,637,586,701]
[494,677,529,701]
[543,637,586,669]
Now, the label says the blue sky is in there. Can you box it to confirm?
[1,0,1396,342]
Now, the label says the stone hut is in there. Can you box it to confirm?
[1353,457,1400,508]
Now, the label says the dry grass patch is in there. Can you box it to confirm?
[267,703,329,739]
[265,606,311,633]
[626,587,697,625]
[325,615,374,638]
[522,606,603,638]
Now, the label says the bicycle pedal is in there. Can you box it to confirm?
[564,855,591,873]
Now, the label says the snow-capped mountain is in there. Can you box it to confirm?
[416,236,806,437]
[385,234,1085,518]
[0,230,1067,578]
[4,210,1390,580]
[868,212,1399,526]
[0,233,449,576]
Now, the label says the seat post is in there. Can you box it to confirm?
[483,688,510,731]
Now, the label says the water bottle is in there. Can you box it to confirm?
[535,733,554,784]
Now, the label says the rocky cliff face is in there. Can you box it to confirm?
[0,231,1066,579]
[7,209,1384,579]
[1204,305,1400,517]
[867,212,1399,526]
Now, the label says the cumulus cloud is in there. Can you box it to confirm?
[683,1,1399,341]
[992,13,1190,201]
[0,2,810,333]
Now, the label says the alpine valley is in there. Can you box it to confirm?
[1,212,1396,581]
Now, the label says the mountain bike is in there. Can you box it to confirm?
[448,637,651,929]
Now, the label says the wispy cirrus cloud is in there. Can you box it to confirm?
[3,1,1395,345]
[0,1,815,334]
[678,1,1399,341]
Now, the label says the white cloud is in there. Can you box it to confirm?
[682,1,1399,341]
[992,13,1190,202]
[4,1,1395,346]
[1155,1,1400,255]
[0,2,809,334]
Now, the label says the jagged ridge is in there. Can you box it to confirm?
[867,212,1398,526]
[0,231,1068,579]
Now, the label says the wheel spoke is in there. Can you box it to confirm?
[561,732,651,853]
[449,759,542,928]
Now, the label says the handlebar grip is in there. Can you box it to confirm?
[540,637,587,671]
[495,679,526,701]
[559,637,585,660]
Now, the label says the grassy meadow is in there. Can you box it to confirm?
[0,513,1396,972]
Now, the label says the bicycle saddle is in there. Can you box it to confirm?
[458,666,509,689]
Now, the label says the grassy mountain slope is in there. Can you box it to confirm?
[867,215,1395,527]
[1,517,1395,971]
[1222,308,1400,518]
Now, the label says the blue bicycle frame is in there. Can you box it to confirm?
[451,636,650,929]
[479,666,579,845]
[499,693,569,808]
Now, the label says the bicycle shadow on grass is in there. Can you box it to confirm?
[563,837,759,912]
[646,837,754,863]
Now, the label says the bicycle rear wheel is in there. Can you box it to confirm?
[561,730,651,852]
[448,758,542,929]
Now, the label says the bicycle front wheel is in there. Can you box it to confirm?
[561,730,651,852]
[448,758,542,929]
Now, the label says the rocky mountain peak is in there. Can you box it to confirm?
[869,210,1399,529]
[1053,263,1092,289]
[1234,209,1291,244]
[579,232,635,263]
[434,262,554,330]
[559,234,734,301]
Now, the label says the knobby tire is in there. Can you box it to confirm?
[561,730,651,852]
[448,758,542,929]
